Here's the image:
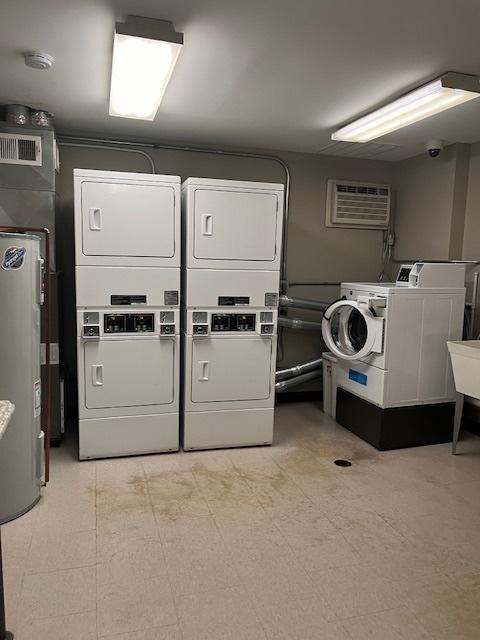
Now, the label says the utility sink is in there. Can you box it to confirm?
[447,340,480,399]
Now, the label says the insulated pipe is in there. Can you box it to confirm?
[279,294,330,313]
[0,225,51,483]
[275,368,322,392]
[276,357,323,381]
[278,316,323,332]
[58,135,291,291]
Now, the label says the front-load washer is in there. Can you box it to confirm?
[321,263,466,449]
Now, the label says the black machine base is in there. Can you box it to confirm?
[336,388,455,451]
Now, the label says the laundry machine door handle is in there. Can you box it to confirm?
[198,361,210,381]
[89,207,102,231]
[91,364,104,386]
[201,214,213,236]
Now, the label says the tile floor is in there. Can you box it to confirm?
[3,402,480,639]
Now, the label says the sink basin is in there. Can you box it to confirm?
[447,340,480,399]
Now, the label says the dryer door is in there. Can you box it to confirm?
[322,299,384,361]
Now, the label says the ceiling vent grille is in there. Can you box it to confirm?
[0,133,42,166]
[326,179,391,229]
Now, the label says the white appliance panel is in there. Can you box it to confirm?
[336,360,386,407]
[191,337,272,403]
[182,178,284,271]
[81,181,175,258]
[76,266,179,308]
[193,189,278,262]
[185,269,279,308]
[74,169,180,268]
[385,295,424,405]
[183,407,274,450]
[84,339,174,409]
[79,413,178,459]
[417,296,458,401]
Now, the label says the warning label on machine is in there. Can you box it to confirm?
[2,246,26,270]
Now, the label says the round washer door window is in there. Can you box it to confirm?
[322,300,381,361]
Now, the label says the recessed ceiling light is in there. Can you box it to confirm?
[332,72,480,143]
[109,15,183,121]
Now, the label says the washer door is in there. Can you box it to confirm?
[322,299,384,361]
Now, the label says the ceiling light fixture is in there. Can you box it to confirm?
[332,72,480,143]
[109,15,183,120]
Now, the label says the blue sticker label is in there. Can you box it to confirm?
[2,246,26,270]
[349,369,368,386]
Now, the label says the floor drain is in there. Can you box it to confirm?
[334,459,352,467]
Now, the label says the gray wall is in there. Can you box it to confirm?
[56,143,396,401]
[392,142,479,336]
[393,144,470,262]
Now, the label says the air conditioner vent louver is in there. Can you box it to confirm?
[0,133,42,166]
[326,179,391,229]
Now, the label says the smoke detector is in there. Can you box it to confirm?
[24,52,53,70]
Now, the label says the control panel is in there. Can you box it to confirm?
[104,314,154,333]
[80,309,178,339]
[190,310,276,336]
[396,265,412,286]
[159,311,176,336]
[396,263,465,289]
[211,313,256,332]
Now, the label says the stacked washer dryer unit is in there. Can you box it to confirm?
[182,178,284,450]
[322,262,466,450]
[74,169,181,459]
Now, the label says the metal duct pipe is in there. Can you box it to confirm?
[279,294,330,312]
[278,316,323,332]
[276,357,323,381]
[275,368,322,392]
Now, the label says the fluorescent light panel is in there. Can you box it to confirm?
[332,73,480,143]
[109,17,183,120]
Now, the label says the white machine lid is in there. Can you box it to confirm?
[182,177,284,191]
[73,168,180,183]
[341,282,465,294]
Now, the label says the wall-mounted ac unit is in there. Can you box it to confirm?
[0,132,42,166]
[326,179,391,229]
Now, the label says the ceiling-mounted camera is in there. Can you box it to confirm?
[426,139,444,158]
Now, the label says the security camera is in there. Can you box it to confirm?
[426,139,444,158]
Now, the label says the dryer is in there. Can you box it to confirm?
[74,169,181,459]
[181,178,284,450]
[321,263,466,450]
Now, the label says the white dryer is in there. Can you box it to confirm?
[74,169,181,459]
[181,178,284,450]
[321,263,466,449]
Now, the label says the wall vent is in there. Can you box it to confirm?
[326,179,391,229]
[0,133,42,166]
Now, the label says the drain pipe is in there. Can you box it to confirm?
[279,295,330,312]
[278,317,323,332]
[276,357,323,382]
[275,368,322,392]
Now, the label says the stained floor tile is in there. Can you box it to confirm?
[1,402,479,640]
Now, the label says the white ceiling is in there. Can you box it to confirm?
[1,0,480,160]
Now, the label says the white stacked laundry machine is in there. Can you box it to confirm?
[181,178,284,450]
[74,169,181,459]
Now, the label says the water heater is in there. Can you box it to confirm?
[0,233,44,523]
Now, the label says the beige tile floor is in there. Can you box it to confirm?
[3,401,480,639]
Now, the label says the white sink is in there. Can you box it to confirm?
[447,340,480,399]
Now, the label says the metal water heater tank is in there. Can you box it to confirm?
[0,233,43,523]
